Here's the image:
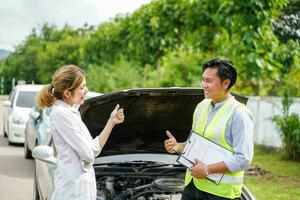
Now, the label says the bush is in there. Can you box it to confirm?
[86,58,143,93]
[272,88,300,161]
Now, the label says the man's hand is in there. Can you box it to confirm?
[190,159,208,179]
[164,130,178,153]
[109,104,125,125]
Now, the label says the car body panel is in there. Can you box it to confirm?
[34,135,55,200]
[79,88,247,156]
[95,154,179,165]
[26,107,52,150]
[25,107,42,151]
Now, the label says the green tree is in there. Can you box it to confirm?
[1,31,44,93]
[272,0,300,43]
[87,58,143,93]
[2,0,300,97]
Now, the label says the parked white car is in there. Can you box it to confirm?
[3,84,43,144]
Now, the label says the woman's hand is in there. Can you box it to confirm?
[109,104,125,125]
[98,104,125,148]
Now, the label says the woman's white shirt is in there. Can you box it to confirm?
[50,100,101,200]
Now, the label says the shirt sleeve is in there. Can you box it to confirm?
[224,106,254,172]
[53,109,95,165]
[90,136,101,157]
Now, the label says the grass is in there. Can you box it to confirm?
[244,145,300,200]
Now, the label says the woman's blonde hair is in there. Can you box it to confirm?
[37,65,86,108]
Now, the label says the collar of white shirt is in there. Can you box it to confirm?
[210,96,234,109]
[54,100,78,113]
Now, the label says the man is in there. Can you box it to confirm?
[164,58,254,200]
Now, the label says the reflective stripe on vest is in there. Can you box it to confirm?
[192,99,211,134]
[185,97,247,199]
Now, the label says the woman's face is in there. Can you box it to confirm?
[70,77,88,105]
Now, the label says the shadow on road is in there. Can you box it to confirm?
[0,136,24,147]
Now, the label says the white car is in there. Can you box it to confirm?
[3,84,43,144]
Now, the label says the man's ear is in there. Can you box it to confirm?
[63,90,72,99]
[223,79,231,90]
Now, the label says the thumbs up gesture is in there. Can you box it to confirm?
[164,130,178,153]
[110,104,125,125]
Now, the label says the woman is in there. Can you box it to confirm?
[37,65,125,200]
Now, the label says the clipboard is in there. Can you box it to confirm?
[176,130,233,184]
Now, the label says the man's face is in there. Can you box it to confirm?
[201,68,228,101]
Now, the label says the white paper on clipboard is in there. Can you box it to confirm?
[176,131,233,184]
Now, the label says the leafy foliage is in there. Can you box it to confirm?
[272,87,300,161]
[1,0,300,98]
[0,24,88,93]
[272,0,300,43]
[86,58,143,93]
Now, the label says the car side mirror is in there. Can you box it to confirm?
[3,100,12,107]
[29,110,40,121]
[32,145,56,165]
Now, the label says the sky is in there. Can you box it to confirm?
[0,0,152,51]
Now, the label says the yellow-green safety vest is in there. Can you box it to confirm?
[185,97,252,199]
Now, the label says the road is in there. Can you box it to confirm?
[0,97,34,200]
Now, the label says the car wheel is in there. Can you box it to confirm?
[241,185,255,200]
[33,175,40,200]
[7,132,13,145]
[7,126,13,145]
[3,130,7,137]
[7,133,13,145]
[3,120,7,137]
[3,130,7,138]
[24,139,32,159]
[7,126,16,145]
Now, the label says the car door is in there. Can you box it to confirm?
[26,106,42,150]
[36,107,52,146]
[35,134,55,200]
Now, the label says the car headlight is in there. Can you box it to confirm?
[12,113,26,125]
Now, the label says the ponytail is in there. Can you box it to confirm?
[37,84,55,108]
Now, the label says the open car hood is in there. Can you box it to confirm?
[79,88,248,156]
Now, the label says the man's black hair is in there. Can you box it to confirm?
[202,58,237,90]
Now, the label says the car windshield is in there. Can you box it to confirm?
[16,91,38,107]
